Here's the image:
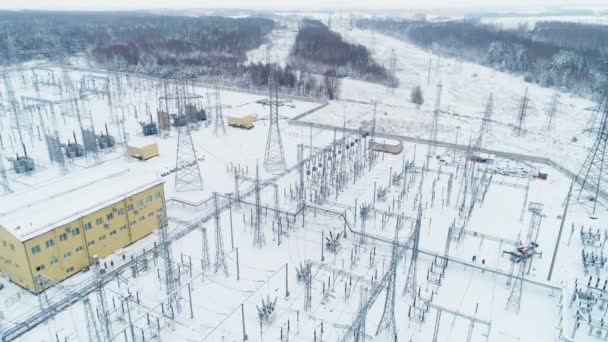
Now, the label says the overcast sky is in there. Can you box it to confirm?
[0,0,605,11]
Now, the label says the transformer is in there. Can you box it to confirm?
[13,156,35,173]
[185,104,207,123]
[64,142,84,159]
[97,124,116,150]
[171,114,187,127]
[140,115,159,136]
[64,132,84,159]
[12,144,35,173]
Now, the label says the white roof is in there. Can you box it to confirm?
[128,133,159,148]
[0,165,163,242]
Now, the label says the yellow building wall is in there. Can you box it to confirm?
[126,183,166,241]
[0,225,32,291]
[81,201,132,259]
[22,218,89,291]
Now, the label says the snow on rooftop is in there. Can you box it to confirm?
[0,163,163,242]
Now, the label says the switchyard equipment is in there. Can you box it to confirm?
[140,115,159,136]
[325,231,343,254]
[64,132,85,159]
[11,145,35,173]
[97,125,116,150]
[171,113,188,127]
[185,104,207,123]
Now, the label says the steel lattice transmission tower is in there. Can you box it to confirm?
[545,90,561,131]
[506,256,526,313]
[481,92,494,136]
[159,215,181,314]
[403,204,423,299]
[174,82,204,192]
[213,85,227,135]
[573,94,608,216]
[253,163,266,248]
[585,91,607,135]
[513,87,530,136]
[426,82,443,168]
[263,70,286,173]
[375,216,403,339]
[213,192,229,276]
[387,49,398,94]
[353,287,368,342]
[430,82,443,143]
[83,297,103,342]
[91,256,113,340]
[201,226,211,268]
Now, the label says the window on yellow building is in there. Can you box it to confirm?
[87,240,95,246]
[110,230,116,236]
[76,246,83,253]
[45,239,55,248]
[72,228,81,236]
[59,233,68,242]
[99,235,106,241]
[66,267,74,273]
[127,204,134,211]
[64,251,71,258]
[31,245,41,254]
[96,218,103,225]
[137,199,144,208]
[84,222,92,230]
[120,225,127,231]
[50,256,58,265]
[107,213,114,221]
[35,264,45,271]
[117,208,124,216]
[155,192,161,199]
[146,195,152,203]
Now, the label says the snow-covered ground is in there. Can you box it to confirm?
[303,22,597,194]
[0,12,607,342]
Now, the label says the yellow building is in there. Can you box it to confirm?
[0,168,166,293]
[128,142,160,161]
[227,115,257,129]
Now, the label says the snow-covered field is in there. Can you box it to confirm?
[0,12,607,342]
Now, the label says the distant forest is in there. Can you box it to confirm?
[356,18,608,96]
[0,11,306,92]
[0,11,385,99]
[290,19,391,87]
